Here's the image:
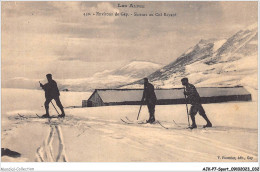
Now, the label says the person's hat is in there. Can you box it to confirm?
[181,77,188,82]
[46,74,52,78]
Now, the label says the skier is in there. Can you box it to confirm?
[181,77,212,129]
[40,74,65,118]
[141,78,157,123]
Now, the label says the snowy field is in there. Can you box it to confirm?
[1,88,258,162]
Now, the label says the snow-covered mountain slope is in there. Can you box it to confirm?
[94,61,161,78]
[122,23,258,92]
[206,23,257,64]
[112,61,162,78]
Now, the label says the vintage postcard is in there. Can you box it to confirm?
[1,0,259,171]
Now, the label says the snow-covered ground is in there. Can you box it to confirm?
[1,88,258,162]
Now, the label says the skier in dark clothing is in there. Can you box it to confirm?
[181,77,212,129]
[141,78,157,123]
[40,74,65,118]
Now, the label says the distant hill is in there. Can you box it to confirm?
[59,61,161,91]
[2,61,161,91]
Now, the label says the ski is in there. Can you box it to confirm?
[137,121,148,124]
[18,113,28,119]
[120,118,133,124]
[156,121,169,129]
[120,118,170,130]
[36,114,59,119]
[172,120,182,127]
[187,127,195,130]
[121,117,147,124]
[17,114,38,119]
[156,120,187,130]
[172,120,194,129]
[120,117,203,130]
[17,113,60,119]
[120,118,147,124]
[36,114,65,119]
[125,116,133,122]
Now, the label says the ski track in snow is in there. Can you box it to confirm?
[36,124,68,162]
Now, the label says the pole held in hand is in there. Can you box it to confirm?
[184,88,190,127]
[137,101,143,120]
[51,101,60,115]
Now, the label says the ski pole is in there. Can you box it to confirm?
[137,102,143,120]
[51,101,60,115]
[184,88,190,127]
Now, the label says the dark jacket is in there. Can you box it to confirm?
[185,83,201,105]
[41,80,60,99]
[142,83,157,104]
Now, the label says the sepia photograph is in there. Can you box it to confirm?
[1,0,259,171]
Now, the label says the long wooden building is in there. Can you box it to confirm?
[82,86,252,107]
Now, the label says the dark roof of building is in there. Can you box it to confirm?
[88,86,250,103]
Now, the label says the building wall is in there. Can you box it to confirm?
[82,100,88,107]
[82,92,104,107]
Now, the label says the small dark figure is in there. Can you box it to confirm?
[181,78,212,129]
[141,78,157,123]
[1,148,21,158]
[40,74,65,118]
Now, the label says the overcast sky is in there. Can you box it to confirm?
[2,1,257,81]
